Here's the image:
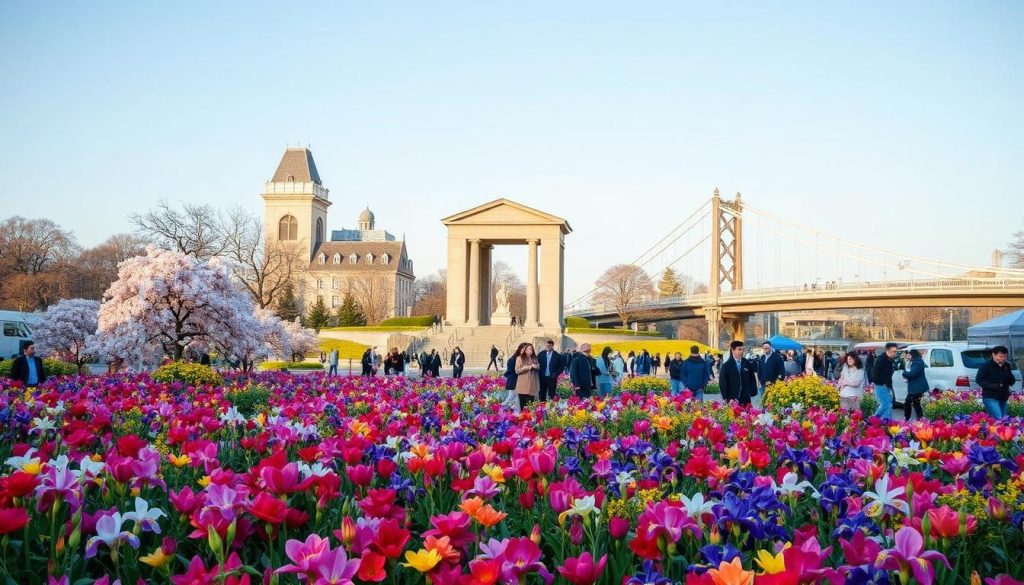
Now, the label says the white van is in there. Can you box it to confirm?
[891,342,1023,402]
[0,310,42,360]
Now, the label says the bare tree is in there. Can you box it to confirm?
[677,319,709,344]
[901,307,943,340]
[0,216,79,310]
[873,308,905,339]
[1009,224,1024,269]
[413,270,447,317]
[131,200,225,260]
[219,206,301,308]
[593,264,656,327]
[349,274,396,324]
[68,233,148,300]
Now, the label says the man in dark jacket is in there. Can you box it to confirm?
[976,346,1016,419]
[870,343,898,419]
[10,343,46,386]
[634,350,652,376]
[719,341,755,406]
[537,339,563,402]
[757,341,786,395]
[360,348,373,376]
[568,344,597,398]
[450,347,465,378]
[487,345,500,371]
[681,346,711,400]
[430,350,442,378]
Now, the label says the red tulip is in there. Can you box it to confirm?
[0,507,30,534]
[249,492,288,525]
[346,464,374,487]
[557,552,607,585]
[369,518,410,559]
[356,550,386,582]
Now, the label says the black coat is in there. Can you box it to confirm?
[719,356,756,405]
[504,356,518,390]
[568,353,596,392]
[976,359,1016,401]
[9,355,47,386]
[757,352,786,386]
[871,353,894,388]
[450,352,465,368]
[538,349,563,378]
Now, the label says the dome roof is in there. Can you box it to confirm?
[359,207,375,222]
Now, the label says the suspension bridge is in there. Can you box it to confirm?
[565,189,1024,345]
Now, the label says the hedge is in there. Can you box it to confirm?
[322,326,425,332]
[151,362,223,386]
[379,315,435,327]
[587,340,721,357]
[566,327,663,337]
[0,358,80,378]
[565,316,591,328]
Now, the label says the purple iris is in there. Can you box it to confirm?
[626,560,672,585]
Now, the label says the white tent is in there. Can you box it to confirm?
[968,309,1024,369]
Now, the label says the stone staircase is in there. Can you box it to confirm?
[408,325,560,369]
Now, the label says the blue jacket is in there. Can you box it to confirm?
[681,356,710,391]
[901,357,929,396]
[757,351,786,386]
[634,353,652,375]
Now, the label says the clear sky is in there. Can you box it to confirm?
[2,2,1021,302]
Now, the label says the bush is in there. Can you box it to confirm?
[379,315,435,327]
[151,362,223,386]
[0,358,79,379]
[565,316,591,328]
[705,381,721,395]
[761,374,839,412]
[860,393,878,417]
[226,385,272,417]
[619,376,670,394]
[317,339,369,360]
[259,361,325,371]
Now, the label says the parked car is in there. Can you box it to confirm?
[890,342,1023,402]
[0,310,42,360]
[848,341,912,359]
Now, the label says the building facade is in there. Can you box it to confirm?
[262,147,415,320]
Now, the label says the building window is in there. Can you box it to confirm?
[381,253,390,265]
[316,279,324,289]
[332,277,340,289]
[316,218,324,244]
[333,254,341,264]
[349,254,358,264]
[366,253,374,264]
[318,254,326,264]
[279,215,298,240]
[332,295,340,308]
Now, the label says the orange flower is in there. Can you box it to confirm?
[708,557,754,585]
[460,496,485,517]
[424,535,460,563]
[472,504,508,528]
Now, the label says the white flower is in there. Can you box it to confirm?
[862,474,910,518]
[220,406,245,424]
[298,462,331,478]
[123,497,166,534]
[78,457,105,480]
[773,472,819,498]
[558,495,600,523]
[754,412,775,426]
[888,448,921,468]
[679,492,716,521]
[30,416,56,434]
[614,470,635,488]
[5,448,39,471]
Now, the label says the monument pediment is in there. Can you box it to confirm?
[442,198,572,234]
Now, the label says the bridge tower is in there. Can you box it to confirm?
[706,189,746,346]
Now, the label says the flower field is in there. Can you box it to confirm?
[1,372,1023,585]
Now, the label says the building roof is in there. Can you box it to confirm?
[359,207,375,222]
[441,198,572,234]
[271,147,322,185]
[310,241,414,278]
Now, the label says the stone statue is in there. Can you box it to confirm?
[495,282,510,314]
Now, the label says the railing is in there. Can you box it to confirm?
[567,277,1024,316]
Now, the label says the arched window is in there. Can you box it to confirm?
[279,215,298,240]
[316,218,324,244]
[349,254,358,264]
[366,253,374,264]
[318,254,326,264]
[381,253,390,265]
[333,254,341,264]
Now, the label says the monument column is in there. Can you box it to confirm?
[526,239,539,326]
[445,238,468,325]
[540,235,563,328]
[480,244,492,325]
[467,239,481,326]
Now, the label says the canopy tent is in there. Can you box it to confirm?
[968,309,1024,369]
[767,335,803,351]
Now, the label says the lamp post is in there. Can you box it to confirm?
[946,309,955,341]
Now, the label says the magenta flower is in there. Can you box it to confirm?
[35,465,81,513]
[875,527,951,585]
[277,533,332,577]
[314,546,360,585]
[638,501,700,543]
[499,537,553,584]
[465,475,501,499]
[557,552,607,585]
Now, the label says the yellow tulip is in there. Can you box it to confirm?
[754,547,787,574]
[140,548,170,568]
[169,453,191,468]
[403,549,442,573]
[21,461,42,475]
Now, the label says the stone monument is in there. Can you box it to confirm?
[491,281,512,322]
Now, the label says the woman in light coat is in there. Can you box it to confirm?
[838,353,865,412]
[514,343,541,409]
[611,351,627,388]
[595,346,614,396]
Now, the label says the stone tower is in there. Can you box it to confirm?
[262,147,331,259]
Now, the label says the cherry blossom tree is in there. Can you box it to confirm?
[97,247,261,366]
[33,298,101,369]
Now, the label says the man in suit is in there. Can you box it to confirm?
[10,342,47,387]
[450,346,465,378]
[757,341,786,395]
[719,340,755,406]
[568,344,597,398]
[537,339,563,402]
